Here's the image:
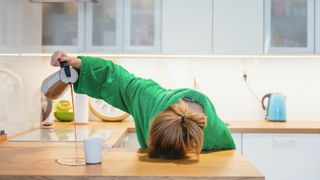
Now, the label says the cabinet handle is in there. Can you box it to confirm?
[272,136,296,149]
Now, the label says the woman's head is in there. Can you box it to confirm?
[148,100,207,159]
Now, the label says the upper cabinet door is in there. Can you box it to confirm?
[85,0,123,53]
[20,1,42,53]
[0,0,42,53]
[0,0,19,53]
[213,0,263,54]
[124,0,161,53]
[162,0,213,54]
[42,3,85,52]
[264,0,314,54]
[316,0,320,54]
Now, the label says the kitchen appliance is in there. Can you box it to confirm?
[41,61,78,100]
[262,93,286,121]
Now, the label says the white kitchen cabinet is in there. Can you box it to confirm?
[231,133,242,154]
[42,2,85,52]
[264,0,314,54]
[124,0,161,53]
[20,1,42,53]
[0,0,41,53]
[0,0,19,53]
[213,0,263,54]
[243,133,320,180]
[0,3,2,52]
[162,0,212,54]
[85,0,123,52]
[316,0,320,54]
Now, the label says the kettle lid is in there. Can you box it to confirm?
[59,68,78,84]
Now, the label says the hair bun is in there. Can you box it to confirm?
[170,100,207,129]
[148,100,207,159]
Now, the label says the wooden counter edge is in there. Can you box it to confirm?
[8,121,320,140]
[0,175,264,180]
[229,128,320,134]
[228,121,320,134]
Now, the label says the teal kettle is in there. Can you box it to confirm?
[262,93,286,121]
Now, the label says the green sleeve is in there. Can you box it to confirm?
[72,56,234,150]
[73,56,135,113]
[212,118,236,150]
[73,56,166,148]
[118,77,168,148]
[200,94,235,151]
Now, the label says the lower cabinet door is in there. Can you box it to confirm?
[231,133,242,154]
[243,133,320,180]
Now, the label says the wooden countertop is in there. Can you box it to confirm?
[66,120,320,134]
[228,121,320,134]
[10,120,320,143]
[4,119,318,179]
[0,141,263,180]
[49,120,320,134]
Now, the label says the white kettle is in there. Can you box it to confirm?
[41,61,78,99]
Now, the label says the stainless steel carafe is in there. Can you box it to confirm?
[41,61,78,99]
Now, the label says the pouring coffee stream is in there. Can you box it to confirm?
[41,61,83,165]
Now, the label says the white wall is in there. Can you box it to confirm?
[0,57,42,135]
[41,57,320,121]
[117,58,320,121]
[2,56,320,137]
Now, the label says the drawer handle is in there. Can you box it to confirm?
[272,136,296,149]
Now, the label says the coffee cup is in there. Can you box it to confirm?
[83,137,110,164]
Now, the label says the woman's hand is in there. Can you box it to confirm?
[51,50,82,69]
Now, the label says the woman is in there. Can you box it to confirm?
[51,51,235,159]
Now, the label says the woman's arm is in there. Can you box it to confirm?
[51,50,82,69]
[73,56,136,114]
[50,51,135,113]
[50,51,169,148]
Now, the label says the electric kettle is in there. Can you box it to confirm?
[41,61,78,100]
[261,93,286,121]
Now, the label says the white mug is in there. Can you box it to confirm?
[83,138,110,164]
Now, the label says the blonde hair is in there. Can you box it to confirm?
[148,100,207,159]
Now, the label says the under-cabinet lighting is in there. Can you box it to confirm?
[0,53,20,57]
[1,53,320,60]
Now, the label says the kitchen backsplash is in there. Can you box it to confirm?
[1,56,320,136]
[0,57,42,135]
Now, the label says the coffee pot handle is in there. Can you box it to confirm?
[262,93,271,110]
[60,61,71,77]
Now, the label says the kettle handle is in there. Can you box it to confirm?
[60,61,71,77]
[262,93,271,110]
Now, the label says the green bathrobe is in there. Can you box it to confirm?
[74,56,235,151]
